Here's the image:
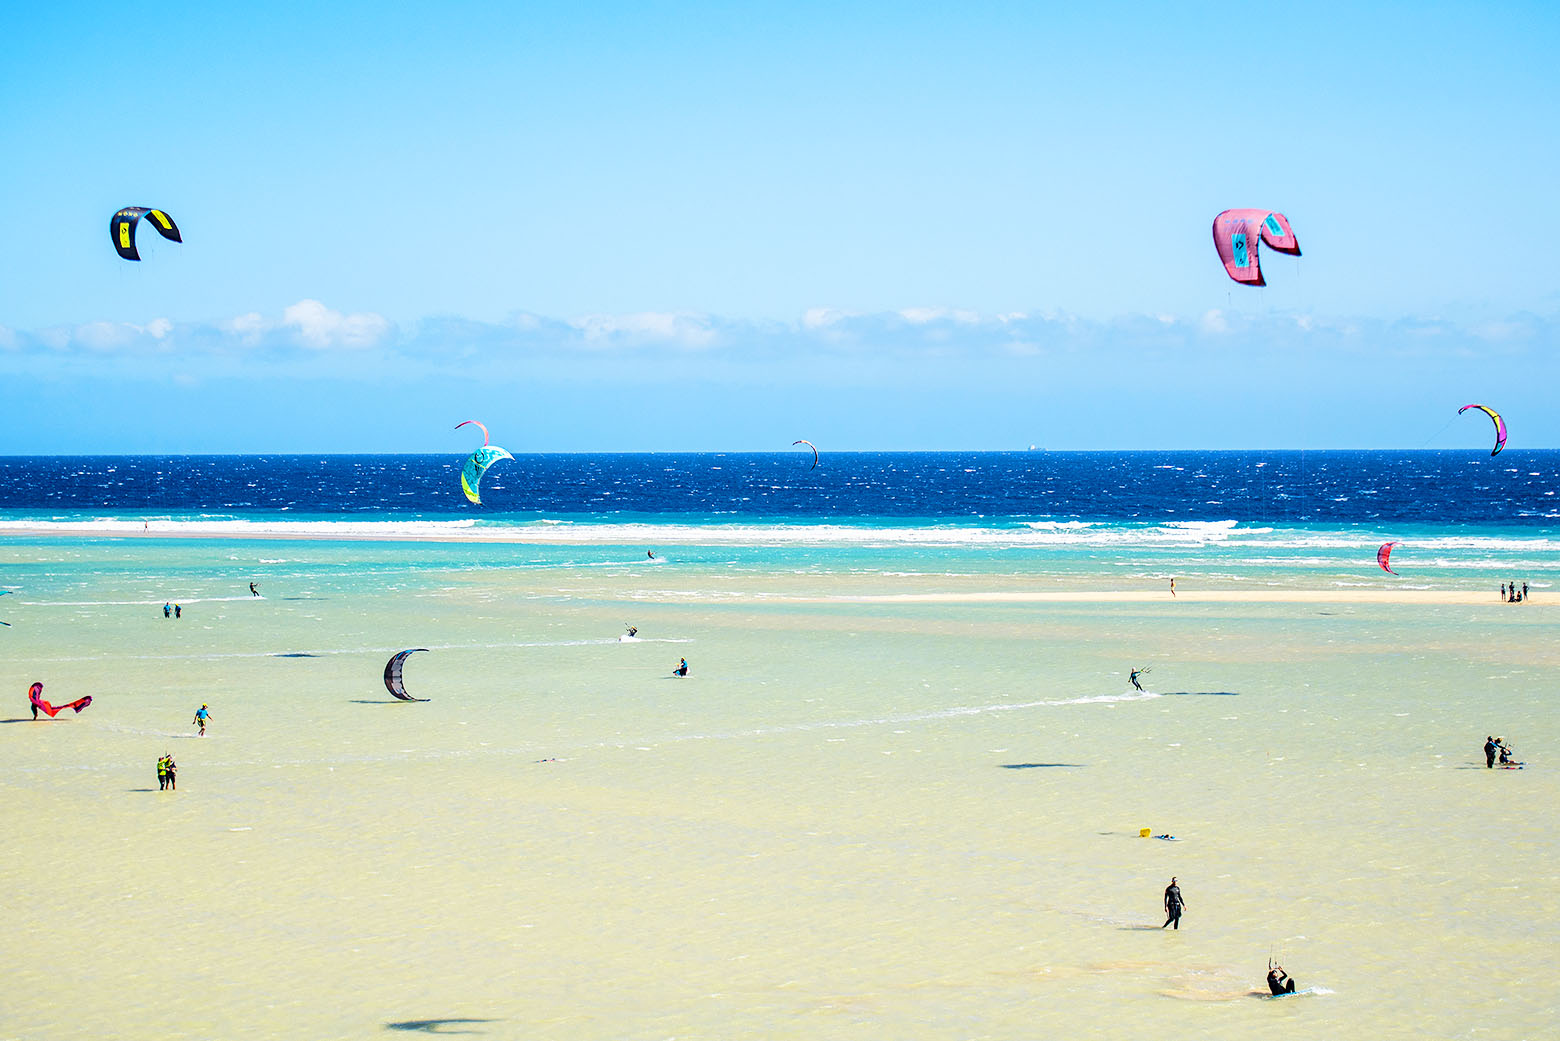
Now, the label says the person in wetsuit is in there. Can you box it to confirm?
[674,658,688,677]
[1129,668,1145,692]
[1162,877,1184,929]
[1267,964,1296,995]
[1485,736,1499,768]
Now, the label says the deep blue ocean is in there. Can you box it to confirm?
[0,451,1554,527]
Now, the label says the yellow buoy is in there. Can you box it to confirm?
[1140,828,1151,838]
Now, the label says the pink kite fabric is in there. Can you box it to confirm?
[1212,209,1301,286]
[29,681,91,717]
[1377,542,1400,575]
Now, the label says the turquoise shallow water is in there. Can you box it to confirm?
[1,532,1556,1040]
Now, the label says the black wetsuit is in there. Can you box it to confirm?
[1267,970,1295,995]
[1485,739,1499,768]
[1162,884,1183,929]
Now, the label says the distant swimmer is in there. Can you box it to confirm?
[1485,736,1498,769]
[1267,962,1297,995]
[193,703,212,736]
[674,658,689,677]
[1162,877,1184,929]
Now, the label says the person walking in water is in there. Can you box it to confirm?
[1162,877,1184,929]
[163,602,172,618]
[193,704,212,737]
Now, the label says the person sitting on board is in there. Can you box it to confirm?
[1498,740,1519,766]
[1267,963,1297,995]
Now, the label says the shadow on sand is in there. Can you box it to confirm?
[1000,763,1085,769]
[385,1020,498,1034]
[1159,691,1240,697]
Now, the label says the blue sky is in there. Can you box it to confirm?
[2,1,1556,451]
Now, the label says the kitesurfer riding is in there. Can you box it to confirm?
[1129,668,1146,692]
[1267,962,1296,995]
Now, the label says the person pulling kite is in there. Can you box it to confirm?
[454,421,514,505]
[1458,404,1506,456]
[110,207,182,261]
[29,681,92,719]
[1211,210,1300,286]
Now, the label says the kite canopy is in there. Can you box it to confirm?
[792,440,818,469]
[1458,404,1507,456]
[1377,541,1400,575]
[461,446,514,504]
[455,421,512,504]
[111,207,182,261]
[28,681,91,717]
[1211,209,1300,286]
[454,419,490,447]
[383,649,430,702]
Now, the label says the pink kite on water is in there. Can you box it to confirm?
[29,681,91,718]
[1212,210,1300,286]
[1377,542,1401,575]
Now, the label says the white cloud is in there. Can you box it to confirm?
[281,299,391,350]
[569,311,718,348]
[899,307,980,325]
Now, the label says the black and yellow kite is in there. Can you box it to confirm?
[110,207,182,261]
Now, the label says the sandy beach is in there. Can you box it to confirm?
[2,532,1556,1040]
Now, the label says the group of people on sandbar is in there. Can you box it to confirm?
[1500,581,1530,602]
[1484,736,1520,768]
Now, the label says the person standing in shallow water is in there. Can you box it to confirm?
[1162,877,1184,929]
[1485,736,1499,769]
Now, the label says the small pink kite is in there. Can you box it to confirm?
[1212,210,1300,286]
